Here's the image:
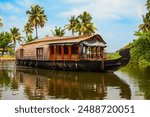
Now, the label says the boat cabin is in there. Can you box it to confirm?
[16,34,107,61]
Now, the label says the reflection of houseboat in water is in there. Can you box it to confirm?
[16,68,131,99]
[16,34,130,72]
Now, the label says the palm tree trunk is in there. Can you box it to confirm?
[2,48,4,56]
[35,24,38,39]
[72,30,74,36]
[13,40,16,53]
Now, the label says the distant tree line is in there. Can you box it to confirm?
[0,4,97,56]
[129,0,150,68]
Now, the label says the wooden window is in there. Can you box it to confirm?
[20,49,24,58]
[36,48,43,59]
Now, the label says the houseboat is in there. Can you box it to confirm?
[16,34,130,72]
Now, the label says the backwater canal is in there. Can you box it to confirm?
[0,61,150,100]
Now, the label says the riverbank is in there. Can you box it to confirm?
[0,55,15,61]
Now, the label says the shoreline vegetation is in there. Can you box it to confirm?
[0,5,97,58]
[109,0,150,69]
[0,55,15,61]
[1,1,150,69]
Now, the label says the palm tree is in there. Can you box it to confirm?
[65,15,79,35]
[0,32,12,56]
[0,17,3,28]
[146,0,150,11]
[51,26,65,36]
[23,22,34,37]
[26,4,48,39]
[10,27,21,51]
[77,11,96,36]
[66,12,96,36]
[139,14,150,32]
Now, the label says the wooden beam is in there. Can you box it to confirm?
[61,45,64,60]
[91,47,94,58]
[54,45,57,60]
[100,47,103,58]
[68,45,72,60]
[49,46,52,60]
[77,45,80,60]
[96,47,98,56]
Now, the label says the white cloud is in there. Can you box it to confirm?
[136,5,146,19]
[60,0,146,20]
[0,2,21,13]
[16,0,33,8]
[3,15,26,34]
[60,9,82,17]
[64,0,87,4]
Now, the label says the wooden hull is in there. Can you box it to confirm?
[16,49,130,72]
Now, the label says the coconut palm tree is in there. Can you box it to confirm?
[65,15,79,35]
[139,14,150,32]
[26,4,47,39]
[146,0,150,11]
[51,26,65,37]
[0,17,3,28]
[24,22,34,37]
[10,27,21,51]
[77,11,96,36]
[66,12,96,36]
[23,22,34,42]
[0,32,12,56]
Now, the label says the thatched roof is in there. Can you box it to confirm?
[16,34,107,51]
[22,34,106,46]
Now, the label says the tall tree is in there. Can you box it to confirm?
[77,11,96,36]
[51,26,65,37]
[26,4,47,39]
[139,0,150,32]
[65,15,79,36]
[0,32,12,56]
[146,0,150,11]
[139,14,150,32]
[10,27,21,51]
[23,22,34,42]
[23,22,33,37]
[66,11,96,36]
[0,17,3,28]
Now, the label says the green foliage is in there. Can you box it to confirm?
[65,11,96,36]
[0,17,3,28]
[139,0,150,33]
[0,32,13,56]
[107,52,121,59]
[26,4,48,38]
[51,26,65,36]
[130,0,150,68]
[10,27,22,51]
[23,35,35,43]
[23,22,33,37]
[130,31,150,68]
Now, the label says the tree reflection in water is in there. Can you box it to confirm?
[15,68,131,100]
[121,66,150,99]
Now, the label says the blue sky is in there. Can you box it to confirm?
[0,0,147,52]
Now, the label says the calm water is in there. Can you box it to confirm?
[0,61,150,100]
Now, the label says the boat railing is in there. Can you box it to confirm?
[79,54,105,60]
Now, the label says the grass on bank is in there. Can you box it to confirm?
[106,51,121,60]
[0,55,15,60]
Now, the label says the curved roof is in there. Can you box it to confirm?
[22,34,106,46]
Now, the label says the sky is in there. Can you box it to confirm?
[0,0,147,52]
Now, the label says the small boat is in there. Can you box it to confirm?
[16,34,130,72]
